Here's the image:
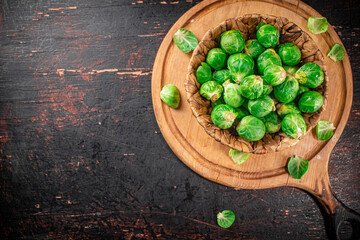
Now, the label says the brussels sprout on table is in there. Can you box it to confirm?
[200,81,223,102]
[298,91,324,113]
[316,120,336,141]
[294,62,324,88]
[244,39,265,59]
[160,84,180,109]
[259,111,281,133]
[229,149,251,165]
[227,53,255,83]
[239,75,263,100]
[283,65,299,75]
[173,28,198,53]
[196,62,212,84]
[223,81,245,108]
[276,102,301,118]
[287,156,309,179]
[307,17,328,34]
[236,115,266,141]
[211,104,237,129]
[257,48,282,75]
[281,113,307,139]
[217,210,235,229]
[206,48,228,70]
[261,83,273,96]
[248,95,275,118]
[220,30,245,54]
[328,43,345,63]
[257,24,279,48]
[277,43,301,66]
[274,75,299,103]
[263,64,287,86]
[212,69,233,85]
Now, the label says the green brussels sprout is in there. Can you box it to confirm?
[257,49,282,75]
[298,91,324,113]
[274,75,299,103]
[173,28,198,53]
[233,106,250,126]
[328,43,345,63]
[239,75,263,100]
[236,115,266,141]
[283,65,299,75]
[160,84,180,109]
[281,113,307,139]
[294,85,310,102]
[256,24,279,48]
[259,111,281,133]
[212,69,233,85]
[316,121,335,141]
[200,81,223,102]
[196,62,212,84]
[294,63,324,88]
[262,83,273,96]
[244,39,265,59]
[227,53,254,84]
[220,30,245,54]
[263,64,287,86]
[248,95,275,118]
[223,81,245,108]
[206,48,227,70]
[211,104,237,129]
[277,43,301,66]
[211,95,225,108]
[276,102,301,118]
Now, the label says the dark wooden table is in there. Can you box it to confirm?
[0,0,358,239]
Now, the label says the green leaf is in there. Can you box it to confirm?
[327,43,345,63]
[229,149,251,165]
[287,156,309,179]
[217,210,235,228]
[173,28,198,53]
[316,120,336,141]
[307,17,328,34]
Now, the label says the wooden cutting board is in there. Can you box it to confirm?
[151,0,358,238]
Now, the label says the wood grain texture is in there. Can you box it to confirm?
[0,0,359,239]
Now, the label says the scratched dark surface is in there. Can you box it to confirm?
[0,0,359,239]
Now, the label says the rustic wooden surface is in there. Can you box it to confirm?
[0,0,358,239]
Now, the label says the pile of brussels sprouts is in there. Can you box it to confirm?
[196,23,325,142]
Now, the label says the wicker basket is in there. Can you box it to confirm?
[185,14,328,154]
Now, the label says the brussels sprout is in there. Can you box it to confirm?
[259,111,281,133]
[173,28,198,53]
[256,24,279,48]
[316,120,335,141]
[223,81,245,108]
[307,17,328,34]
[236,115,266,141]
[263,65,287,86]
[294,85,310,102]
[257,49,282,75]
[277,43,301,66]
[227,53,254,83]
[239,75,263,100]
[211,104,237,129]
[294,63,324,88]
[160,84,180,109]
[276,102,301,118]
[212,69,233,85]
[248,95,275,118]
[328,43,345,63]
[298,91,324,113]
[220,30,245,54]
[229,149,251,165]
[287,156,309,179]
[283,65,299,75]
[217,210,235,229]
[200,81,223,102]
[211,95,225,108]
[274,75,299,103]
[206,48,227,70]
[233,106,250,126]
[244,39,265,59]
[281,113,307,139]
[196,62,212,84]
[262,83,273,96]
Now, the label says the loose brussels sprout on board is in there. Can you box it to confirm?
[260,111,281,133]
[263,64,287,86]
[298,91,324,113]
[200,81,223,102]
[220,30,245,54]
[196,62,212,84]
[173,28,198,53]
[257,24,279,48]
[283,65,299,75]
[328,43,345,63]
[316,120,336,141]
[229,149,251,165]
[307,17,328,34]
[281,113,307,139]
[257,49,282,75]
[239,75,263,100]
[211,104,237,129]
[277,43,301,66]
[236,115,266,142]
[287,156,309,179]
[160,84,180,109]
[276,102,301,118]
[244,39,265,59]
[274,75,299,103]
[227,53,255,83]
[206,48,227,70]
[223,81,245,108]
[248,95,275,118]
[294,62,324,88]
[212,69,233,85]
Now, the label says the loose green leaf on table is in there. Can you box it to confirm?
[328,43,345,63]
[229,149,251,165]
[316,120,336,141]
[217,210,235,228]
[287,156,309,179]
[173,28,198,53]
